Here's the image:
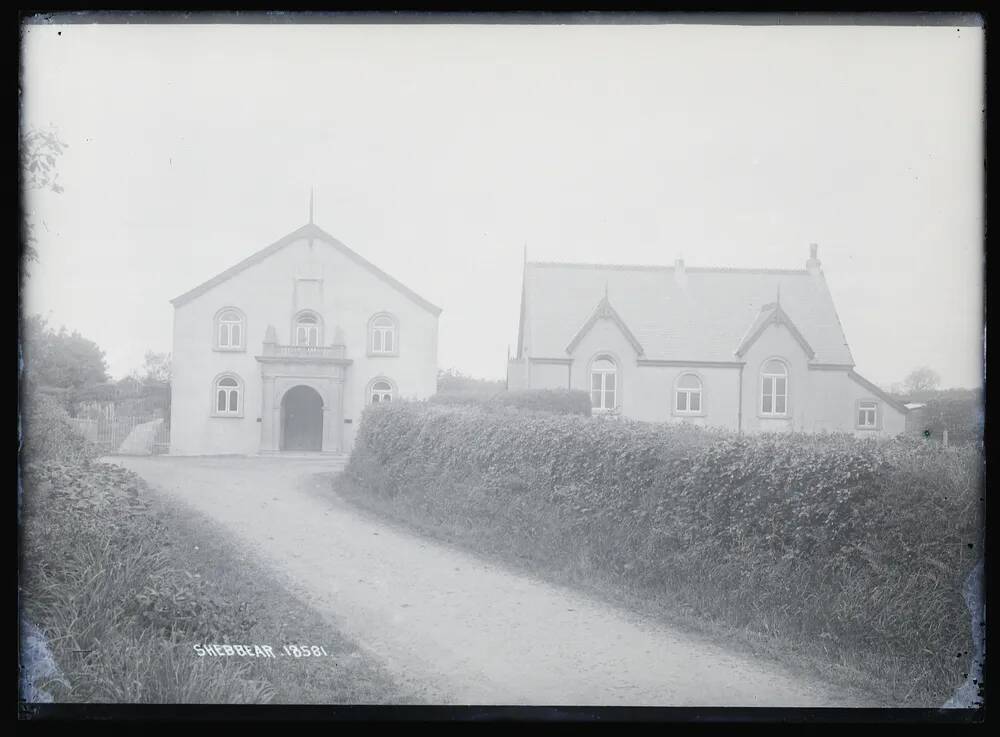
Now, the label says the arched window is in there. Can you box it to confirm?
[761,359,788,416]
[369,314,397,355]
[370,379,394,404]
[295,311,321,347]
[215,308,245,350]
[213,374,242,416]
[675,373,703,414]
[590,355,617,411]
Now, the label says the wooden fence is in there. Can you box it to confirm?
[67,415,170,456]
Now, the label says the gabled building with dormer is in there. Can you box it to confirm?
[507,244,908,436]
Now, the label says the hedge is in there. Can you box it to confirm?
[429,388,592,416]
[20,393,102,466]
[345,402,983,704]
[427,390,499,408]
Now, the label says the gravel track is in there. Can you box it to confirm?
[115,455,874,707]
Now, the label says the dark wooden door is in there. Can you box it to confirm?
[281,386,323,451]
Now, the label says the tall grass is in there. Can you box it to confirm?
[18,396,272,703]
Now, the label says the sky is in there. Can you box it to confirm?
[20,18,984,388]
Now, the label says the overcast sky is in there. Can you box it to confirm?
[21,19,983,388]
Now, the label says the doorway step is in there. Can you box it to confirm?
[257,450,347,459]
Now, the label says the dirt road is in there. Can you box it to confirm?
[115,455,873,706]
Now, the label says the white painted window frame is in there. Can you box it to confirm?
[368,377,396,405]
[294,311,322,347]
[674,373,704,416]
[589,355,618,413]
[857,399,879,429]
[760,359,789,417]
[211,373,244,418]
[214,308,246,352]
[369,314,399,356]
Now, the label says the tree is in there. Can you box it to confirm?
[437,367,505,395]
[21,127,68,265]
[903,366,942,395]
[140,351,171,384]
[21,314,109,391]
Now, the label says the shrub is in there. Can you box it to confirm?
[71,382,121,404]
[436,368,505,395]
[492,389,592,416]
[428,388,592,416]
[894,388,983,446]
[345,402,983,705]
[428,390,498,408]
[20,393,101,466]
[19,393,271,703]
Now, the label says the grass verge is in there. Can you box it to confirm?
[19,459,414,704]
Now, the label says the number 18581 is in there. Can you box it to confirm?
[282,645,329,657]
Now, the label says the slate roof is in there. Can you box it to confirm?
[519,262,855,365]
[170,223,442,316]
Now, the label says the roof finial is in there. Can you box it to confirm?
[308,187,314,225]
[523,242,527,265]
[604,280,609,301]
[776,283,781,306]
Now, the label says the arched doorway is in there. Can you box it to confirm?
[280,385,324,451]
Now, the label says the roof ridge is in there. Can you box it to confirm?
[528,261,808,276]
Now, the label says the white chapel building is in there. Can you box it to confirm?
[168,218,440,455]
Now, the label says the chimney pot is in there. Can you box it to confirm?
[806,243,822,274]
[674,258,687,286]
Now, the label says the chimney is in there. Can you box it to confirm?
[806,243,822,275]
[674,258,687,287]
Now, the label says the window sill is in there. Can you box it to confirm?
[367,351,400,358]
[856,426,879,431]
[673,411,706,418]
[758,413,790,420]
[213,347,247,353]
[210,413,244,419]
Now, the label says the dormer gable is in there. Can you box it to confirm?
[734,300,816,360]
[566,293,645,357]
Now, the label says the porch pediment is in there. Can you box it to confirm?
[255,347,352,387]
[255,343,354,366]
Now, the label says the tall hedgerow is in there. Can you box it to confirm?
[345,401,983,705]
[429,388,592,416]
